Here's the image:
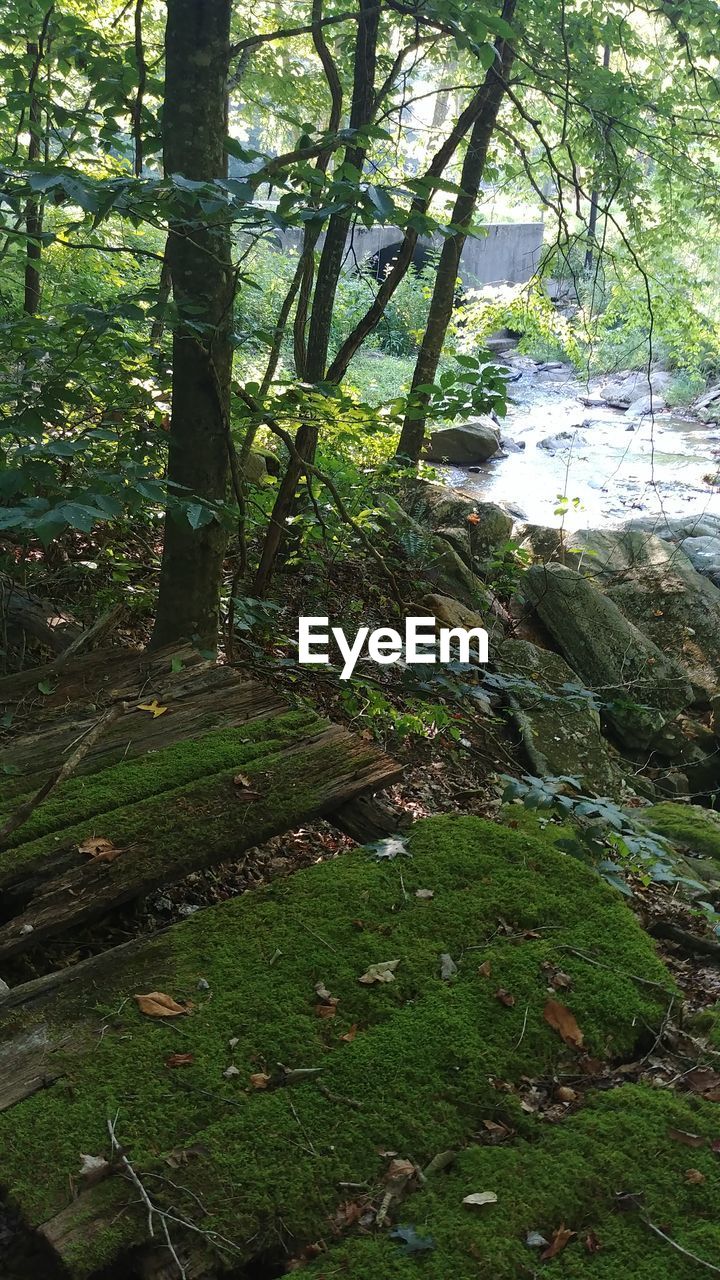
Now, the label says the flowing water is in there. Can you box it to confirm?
[441,360,720,530]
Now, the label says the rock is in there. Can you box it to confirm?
[636,801,720,861]
[625,393,666,418]
[522,562,693,749]
[401,480,513,570]
[625,514,720,541]
[537,430,585,454]
[523,527,720,706]
[424,416,501,464]
[422,593,499,656]
[599,369,672,409]
[243,449,280,483]
[378,496,487,608]
[694,383,720,423]
[678,535,720,583]
[485,334,518,356]
[494,638,629,798]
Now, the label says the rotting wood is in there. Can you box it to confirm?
[0,649,401,961]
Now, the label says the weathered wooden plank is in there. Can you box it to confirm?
[1,667,285,798]
[0,719,401,961]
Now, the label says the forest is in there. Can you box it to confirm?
[0,0,720,1277]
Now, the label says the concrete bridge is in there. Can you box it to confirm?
[279,220,544,287]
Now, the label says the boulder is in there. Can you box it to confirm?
[599,369,672,409]
[537,430,584,454]
[694,382,720,423]
[625,393,666,418]
[378,496,487,608]
[523,527,720,706]
[495,638,629,797]
[401,479,513,569]
[679,535,720,583]
[522,562,693,749]
[424,416,501,464]
[636,801,720,861]
[625,513,720,541]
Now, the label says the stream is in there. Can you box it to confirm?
[441,357,720,530]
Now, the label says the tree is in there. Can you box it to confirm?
[150,0,234,650]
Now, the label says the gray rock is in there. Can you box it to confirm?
[694,383,720,423]
[523,527,720,706]
[495,638,629,798]
[678,535,720,579]
[599,369,672,409]
[378,495,487,609]
[522,562,693,748]
[537,430,583,454]
[625,393,666,418]
[424,416,501,464]
[401,480,513,570]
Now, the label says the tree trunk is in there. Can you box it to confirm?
[253,0,377,595]
[584,40,612,275]
[150,0,233,651]
[303,0,379,384]
[396,6,517,464]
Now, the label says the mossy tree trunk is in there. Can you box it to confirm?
[395,2,517,464]
[150,0,233,651]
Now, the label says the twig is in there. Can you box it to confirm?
[0,703,123,845]
[316,1082,362,1110]
[553,946,675,994]
[643,1217,720,1275]
[107,1113,187,1280]
[37,603,124,678]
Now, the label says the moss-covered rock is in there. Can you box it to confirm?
[0,815,673,1277]
[636,802,720,860]
[495,638,629,798]
[305,1085,720,1280]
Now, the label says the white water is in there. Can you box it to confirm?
[441,362,720,530]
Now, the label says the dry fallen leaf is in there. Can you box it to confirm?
[466,512,481,525]
[137,699,168,718]
[358,959,400,984]
[541,1224,576,1261]
[223,1064,240,1079]
[495,988,515,1007]
[555,1085,578,1103]
[669,1128,706,1148]
[316,1003,337,1019]
[585,1231,602,1254]
[78,836,123,863]
[249,1072,271,1089]
[340,1023,358,1043]
[463,1191,498,1209]
[440,953,457,980]
[166,1052,194,1068]
[685,1168,706,1184]
[415,888,434,899]
[165,1142,209,1169]
[134,991,189,1018]
[544,999,584,1049]
[477,960,492,978]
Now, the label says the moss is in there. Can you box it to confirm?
[0,816,674,1277]
[304,1085,720,1279]
[0,708,322,849]
[0,709,344,883]
[637,802,720,860]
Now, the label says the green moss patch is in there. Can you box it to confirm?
[637,802,720,860]
[306,1085,720,1280]
[0,708,321,851]
[0,816,674,1277]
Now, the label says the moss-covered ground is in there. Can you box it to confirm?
[1,814,704,1279]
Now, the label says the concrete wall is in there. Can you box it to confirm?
[278,221,544,286]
